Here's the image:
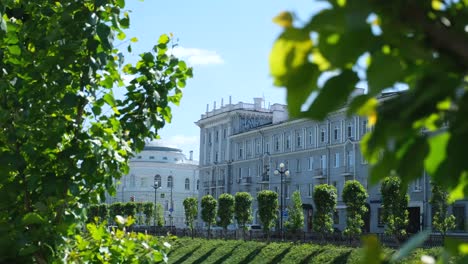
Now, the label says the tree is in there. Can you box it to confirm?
[201,195,217,239]
[87,204,100,223]
[109,202,125,224]
[342,180,368,238]
[135,202,144,225]
[313,184,337,237]
[155,203,164,227]
[98,204,109,223]
[430,182,456,239]
[284,190,304,235]
[257,190,278,240]
[217,193,235,238]
[381,176,409,241]
[234,192,253,239]
[0,1,192,261]
[143,202,154,226]
[183,197,198,238]
[123,202,137,220]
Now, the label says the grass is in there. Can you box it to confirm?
[166,237,446,264]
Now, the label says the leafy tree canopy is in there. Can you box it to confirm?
[270,0,468,200]
[257,190,278,234]
[0,0,192,262]
[234,192,253,229]
[217,193,235,231]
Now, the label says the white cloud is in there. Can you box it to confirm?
[172,47,224,66]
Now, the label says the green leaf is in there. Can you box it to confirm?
[97,23,113,50]
[7,45,21,55]
[367,52,404,95]
[302,70,358,120]
[158,34,170,45]
[22,213,46,225]
[103,93,116,107]
[116,0,125,8]
[391,230,430,262]
[269,27,313,84]
[425,132,450,176]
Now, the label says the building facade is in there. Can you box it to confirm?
[112,141,199,228]
[196,94,468,233]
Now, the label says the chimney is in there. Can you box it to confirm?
[189,150,193,161]
[254,97,263,110]
[221,98,224,107]
[206,104,209,113]
[229,96,232,105]
[213,101,216,110]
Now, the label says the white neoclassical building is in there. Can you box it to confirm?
[112,141,199,228]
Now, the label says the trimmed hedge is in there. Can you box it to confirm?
[167,238,446,264]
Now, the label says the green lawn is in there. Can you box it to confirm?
[166,238,445,264]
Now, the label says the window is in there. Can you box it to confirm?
[321,129,325,143]
[334,153,340,168]
[347,151,354,167]
[265,139,270,153]
[296,131,302,147]
[155,175,162,188]
[215,151,219,162]
[334,127,339,141]
[453,205,465,231]
[321,155,327,169]
[308,157,314,171]
[362,120,368,135]
[238,143,243,158]
[140,177,146,187]
[378,208,384,227]
[185,178,190,190]
[160,193,165,198]
[333,211,339,224]
[149,156,155,159]
[285,133,291,149]
[162,156,168,160]
[413,178,421,191]
[255,139,261,154]
[208,132,212,145]
[223,128,227,138]
[167,175,173,188]
[274,136,280,151]
[308,130,313,145]
[130,174,136,187]
[308,183,313,197]
[296,159,301,172]
[137,155,142,159]
[215,130,219,142]
[347,125,352,138]
[238,168,242,181]
[197,179,199,190]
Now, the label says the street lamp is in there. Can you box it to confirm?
[274,162,289,241]
[153,175,161,233]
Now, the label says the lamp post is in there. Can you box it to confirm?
[153,175,160,233]
[274,162,289,241]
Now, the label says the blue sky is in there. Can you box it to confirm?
[123,0,327,160]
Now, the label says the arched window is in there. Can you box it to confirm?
[185,178,190,190]
[167,175,173,188]
[154,174,162,188]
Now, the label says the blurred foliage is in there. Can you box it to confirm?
[270,0,468,262]
[430,183,456,239]
[0,0,192,262]
[57,216,170,263]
